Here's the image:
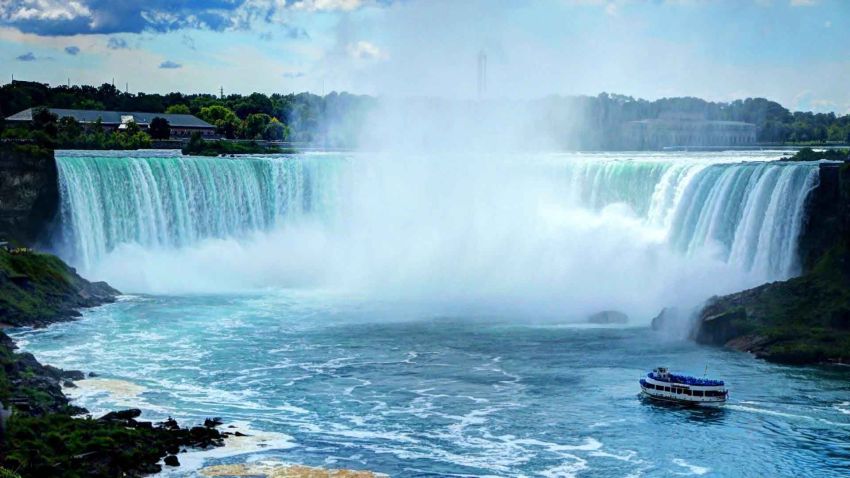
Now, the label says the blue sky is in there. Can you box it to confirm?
[1,0,848,113]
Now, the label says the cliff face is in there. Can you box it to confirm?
[796,163,847,273]
[0,144,59,246]
[692,162,850,365]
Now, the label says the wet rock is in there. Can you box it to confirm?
[694,306,748,346]
[204,417,224,428]
[99,409,142,421]
[164,455,180,467]
[61,369,86,381]
[88,371,98,377]
[161,417,180,430]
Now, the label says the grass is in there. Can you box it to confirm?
[0,250,79,326]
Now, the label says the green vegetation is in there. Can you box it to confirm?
[181,133,293,156]
[1,109,151,150]
[0,249,117,327]
[2,413,224,478]
[567,94,850,145]
[148,117,170,140]
[1,80,372,146]
[3,79,849,149]
[782,147,849,162]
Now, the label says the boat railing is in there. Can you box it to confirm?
[647,372,724,387]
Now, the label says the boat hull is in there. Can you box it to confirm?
[640,376,727,405]
[640,389,725,407]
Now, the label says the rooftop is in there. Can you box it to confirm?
[5,108,214,129]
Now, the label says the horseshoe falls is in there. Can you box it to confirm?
[52,150,818,308]
[16,149,850,478]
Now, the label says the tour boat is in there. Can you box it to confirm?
[639,367,727,405]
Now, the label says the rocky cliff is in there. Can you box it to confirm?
[0,249,118,328]
[691,162,850,365]
[0,143,59,246]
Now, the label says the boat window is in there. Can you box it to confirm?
[684,389,692,395]
[664,387,671,392]
[693,390,703,397]
[645,383,655,389]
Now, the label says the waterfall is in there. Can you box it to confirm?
[560,158,819,280]
[54,150,820,294]
[56,150,344,269]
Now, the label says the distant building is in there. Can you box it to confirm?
[4,108,216,138]
[622,112,756,149]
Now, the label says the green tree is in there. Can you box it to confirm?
[74,98,105,110]
[57,116,82,144]
[148,117,171,139]
[121,120,141,135]
[165,104,190,114]
[198,105,240,138]
[244,113,271,139]
[197,105,238,124]
[263,118,289,141]
[31,107,58,136]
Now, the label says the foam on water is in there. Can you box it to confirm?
[11,295,850,477]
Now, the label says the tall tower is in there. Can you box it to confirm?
[477,50,487,100]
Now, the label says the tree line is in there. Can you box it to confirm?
[0,80,374,146]
[1,80,848,149]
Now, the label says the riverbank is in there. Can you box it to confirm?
[0,249,230,477]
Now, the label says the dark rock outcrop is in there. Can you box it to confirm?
[0,144,58,246]
[0,333,87,416]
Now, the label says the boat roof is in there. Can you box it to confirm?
[648,372,724,387]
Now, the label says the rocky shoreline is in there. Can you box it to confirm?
[0,248,232,477]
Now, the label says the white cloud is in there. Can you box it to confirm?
[291,0,365,12]
[347,40,387,60]
[790,0,817,6]
[2,0,91,22]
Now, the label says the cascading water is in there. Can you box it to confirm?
[559,157,819,280]
[56,150,344,269]
[53,150,819,311]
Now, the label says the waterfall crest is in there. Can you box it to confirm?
[55,151,819,295]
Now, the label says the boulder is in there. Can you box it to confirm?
[99,409,142,421]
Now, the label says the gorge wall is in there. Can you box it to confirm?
[0,144,58,246]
